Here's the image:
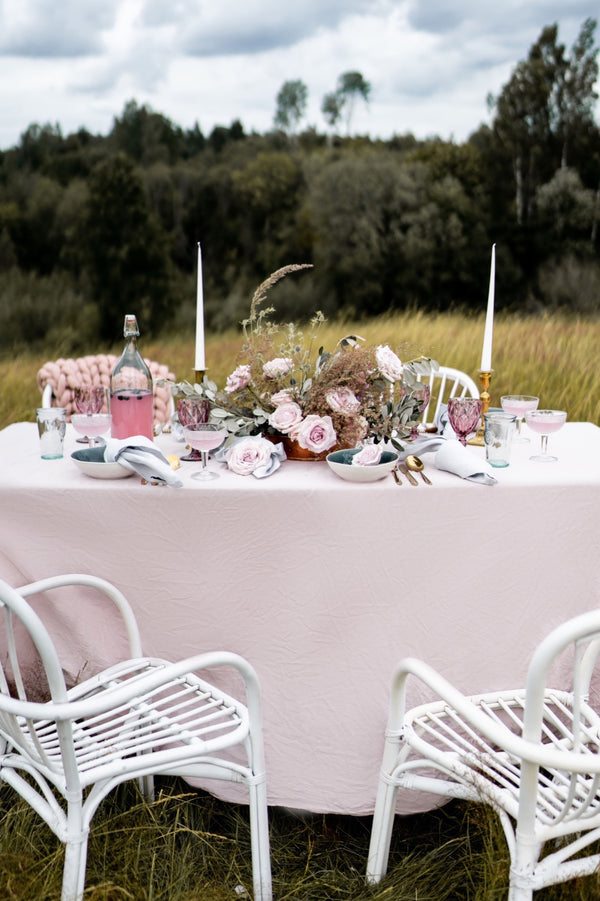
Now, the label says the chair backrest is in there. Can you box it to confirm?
[416,365,479,426]
[37,354,175,425]
[0,575,142,786]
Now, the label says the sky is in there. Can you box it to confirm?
[0,0,598,151]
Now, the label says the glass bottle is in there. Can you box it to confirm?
[110,314,154,440]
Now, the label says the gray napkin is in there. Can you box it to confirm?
[104,437,183,486]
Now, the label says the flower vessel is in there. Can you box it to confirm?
[167,264,436,460]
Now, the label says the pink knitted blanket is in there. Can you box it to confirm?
[37,354,175,424]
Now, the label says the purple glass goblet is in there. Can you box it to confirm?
[73,385,107,443]
[447,397,482,446]
[409,384,431,440]
[177,396,211,461]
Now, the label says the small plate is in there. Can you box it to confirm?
[326,448,399,482]
[71,447,133,480]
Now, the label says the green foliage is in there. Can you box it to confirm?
[274,80,308,133]
[0,18,597,345]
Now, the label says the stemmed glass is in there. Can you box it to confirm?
[73,386,108,444]
[500,395,539,444]
[447,397,482,446]
[71,413,112,447]
[177,396,210,461]
[525,409,567,462]
[408,384,431,440]
[183,423,228,481]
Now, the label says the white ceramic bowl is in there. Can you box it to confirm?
[326,448,399,483]
[71,447,133,480]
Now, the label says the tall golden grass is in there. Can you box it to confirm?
[4,310,599,428]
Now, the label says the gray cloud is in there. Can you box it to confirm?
[0,0,117,57]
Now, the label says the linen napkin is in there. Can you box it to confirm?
[104,436,183,487]
[435,439,497,485]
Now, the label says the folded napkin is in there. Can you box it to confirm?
[214,435,286,478]
[435,440,497,485]
[104,437,183,487]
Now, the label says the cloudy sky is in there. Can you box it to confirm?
[0,0,598,151]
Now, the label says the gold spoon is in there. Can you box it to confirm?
[405,454,432,485]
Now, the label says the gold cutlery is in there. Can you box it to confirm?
[405,454,432,485]
[400,464,419,486]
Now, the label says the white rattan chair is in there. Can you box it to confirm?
[416,365,479,426]
[367,611,600,900]
[0,574,272,901]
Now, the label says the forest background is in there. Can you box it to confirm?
[0,18,598,356]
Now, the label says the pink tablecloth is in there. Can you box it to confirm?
[0,421,599,814]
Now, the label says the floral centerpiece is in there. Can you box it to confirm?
[170,264,436,459]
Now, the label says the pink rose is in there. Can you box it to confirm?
[290,415,337,453]
[352,444,383,466]
[271,389,294,406]
[262,357,293,379]
[326,387,361,415]
[225,364,252,394]
[376,345,403,382]
[226,437,273,475]
[268,402,303,433]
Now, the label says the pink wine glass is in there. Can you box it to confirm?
[408,383,431,440]
[183,422,228,481]
[447,397,482,446]
[73,385,107,443]
[500,395,539,444]
[525,409,567,462]
[177,396,211,461]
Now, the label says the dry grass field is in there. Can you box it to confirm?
[2,310,599,427]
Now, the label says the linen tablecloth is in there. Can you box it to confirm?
[0,421,598,814]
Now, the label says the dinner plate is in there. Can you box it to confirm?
[71,447,134,480]
[326,448,399,482]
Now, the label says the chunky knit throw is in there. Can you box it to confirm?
[37,354,175,424]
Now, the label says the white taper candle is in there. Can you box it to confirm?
[480,244,496,371]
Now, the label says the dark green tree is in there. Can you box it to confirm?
[336,71,371,134]
[77,154,173,339]
[274,80,308,134]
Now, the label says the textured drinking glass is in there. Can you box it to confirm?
[177,396,211,461]
[484,412,516,467]
[71,413,112,447]
[447,397,482,446]
[73,386,107,443]
[36,408,67,459]
[500,395,539,444]
[525,409,567,462]
[409,383,431,439]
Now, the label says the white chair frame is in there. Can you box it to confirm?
[0,574,272,901]
[367,610,600,900]
[416,365,479,426]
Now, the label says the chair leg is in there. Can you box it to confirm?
[61,831,90,901]
[507,837,540,901]
[248,778,272,901]
[366,776,400,883]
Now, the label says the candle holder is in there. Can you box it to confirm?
[193,369,207,383]
[468,369,493,446]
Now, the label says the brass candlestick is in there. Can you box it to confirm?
[468,369,493,446]
[194,369,207,383]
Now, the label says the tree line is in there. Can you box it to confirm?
[0,19,598,354]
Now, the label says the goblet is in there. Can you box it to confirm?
[183,423,228,481]
[73,386,106,443]
[525,409,567,462]
[177,396,210,461]
[71,413,112,447]
[447,397,482,446]
[500,395,539,443]
[408,383,431,440]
